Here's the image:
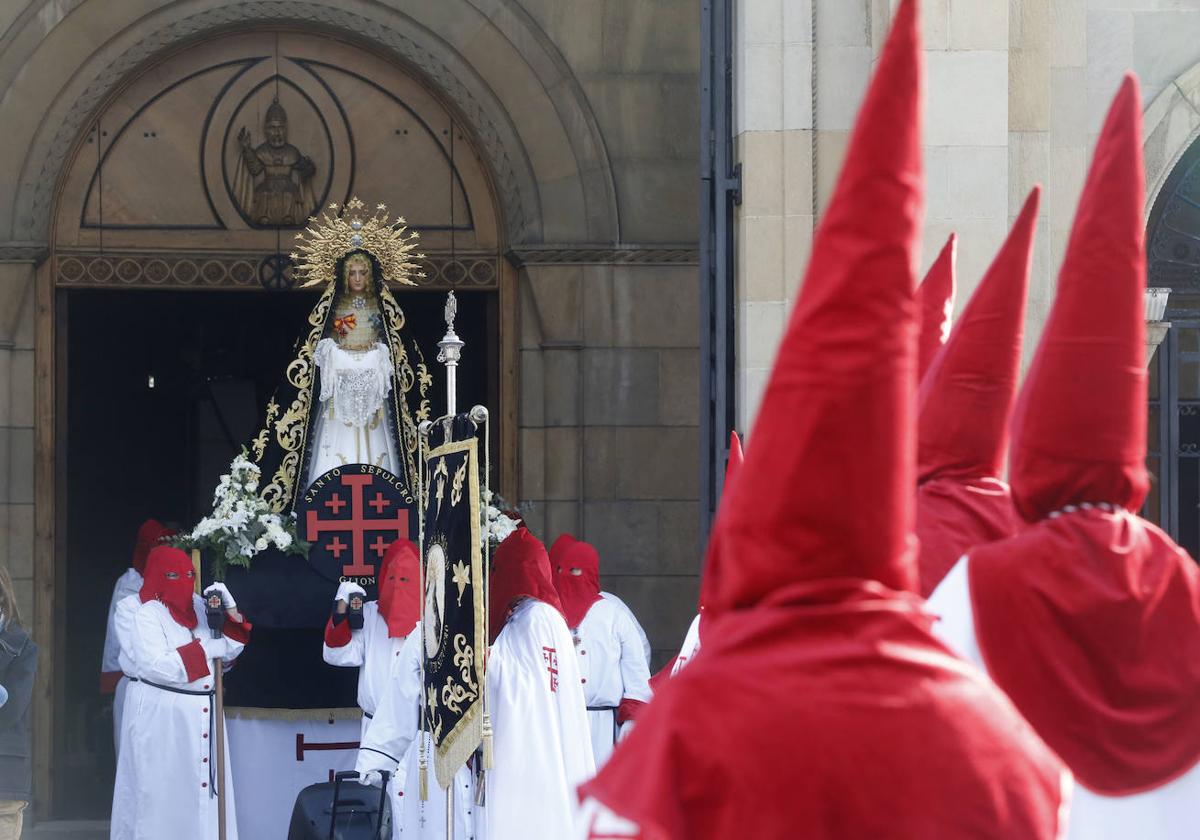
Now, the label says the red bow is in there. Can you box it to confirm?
[333,314,357,336]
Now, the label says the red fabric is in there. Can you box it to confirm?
[969,510,1200,794]
[915,477,1018,597]
[222,614,252,645]
[964,75,1200,796]
[140,546,198,630]
[324,615,352,648]
[696,432,743,642]
[550,534,603,629]
[617,698,646,725]
[1008,76,1148,522]
[582,5,1065,837]
[917,188,1038,484]
[177,639,210,682]
[580,584,1065,840]
[913,189,1038,595]
[100,671,123,694]
[488,527,564,643]
[704,0,922,615]
[647,659,676,694]
[916,233,957,379]
[132,519,177,575]
[378,539,420,637]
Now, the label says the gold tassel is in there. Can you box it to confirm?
[419,738,429,801]
[482,711,494,770]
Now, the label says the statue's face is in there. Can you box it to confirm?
[347,259,370,293]
[265,117,287,148]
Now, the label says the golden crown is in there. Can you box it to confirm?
[291,197,424,288]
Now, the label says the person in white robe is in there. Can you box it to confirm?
[486,527,595,839]
[928,74,1200,840]
[325,539,420,837]
[100,519,175,750]
[355,630,483,840]
[110,547,251,840]
[549,535,651,767]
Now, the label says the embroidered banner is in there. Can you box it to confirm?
[422,415,486,788]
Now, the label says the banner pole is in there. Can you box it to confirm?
[446,776,455,840]
[215,661,227,840]
[437,291,464,417]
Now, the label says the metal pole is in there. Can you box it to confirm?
[446,776,455,840]
[214,662,227,840]
[438,292,465,417]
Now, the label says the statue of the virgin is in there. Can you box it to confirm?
[250,198,432,514]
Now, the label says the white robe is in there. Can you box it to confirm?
[325,602,414,836]
[110,596,246,840]
[487,599,595,840]
[670,613,701,677]
[322,602,412,726]
[929,557,1200,839]
[571,598,652,768]
[356,631,483,839]
[308,339,399,484]
[600,592,652,664]
[102,569,142,751]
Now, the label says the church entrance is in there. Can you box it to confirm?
[38,26,514,820]
[54,285,496,817]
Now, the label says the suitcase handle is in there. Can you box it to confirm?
[330,770,390,840]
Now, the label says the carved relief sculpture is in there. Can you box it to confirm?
[233,96,317,226]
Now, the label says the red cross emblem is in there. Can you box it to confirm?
[542,646,559,693]
[302,470,410,578]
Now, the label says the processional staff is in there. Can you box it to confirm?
[437,291,464,417]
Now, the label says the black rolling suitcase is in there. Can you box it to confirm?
[287,770,391,840]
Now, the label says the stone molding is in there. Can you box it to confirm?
[15,0,617,246]
[53,250,499,290]
[0,243,49,264]
[1144,62,1200,221]
[508,246,699,267]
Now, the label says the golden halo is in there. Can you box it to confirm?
[290,197,425,288]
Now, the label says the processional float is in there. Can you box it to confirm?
[179,198,493,839]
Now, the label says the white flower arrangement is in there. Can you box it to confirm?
[175,449,308,576]
[482,488,521,546]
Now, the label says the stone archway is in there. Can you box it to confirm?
[1143,61,1200,223]
[28,12,590,817]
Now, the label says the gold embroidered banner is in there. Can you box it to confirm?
[422,415,485,788]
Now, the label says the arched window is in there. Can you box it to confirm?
[1146,134,1200,558]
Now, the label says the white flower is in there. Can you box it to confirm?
[255,537,269,551]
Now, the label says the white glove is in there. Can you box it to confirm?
[335,581,367,605]
[360,770,385,788]
[203,582,236,611]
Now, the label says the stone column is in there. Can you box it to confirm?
[0,260,36,621]
[734,0,815,431]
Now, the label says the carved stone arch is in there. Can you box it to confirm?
[1144,63,1200,222]
[9,0,620,246]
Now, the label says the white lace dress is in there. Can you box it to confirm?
[307,338,399,483]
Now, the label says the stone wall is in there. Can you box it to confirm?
[734,0,1200,430]
[0,262,34,623]
[517,258,700,665]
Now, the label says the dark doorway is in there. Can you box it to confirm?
[56,285,495,818]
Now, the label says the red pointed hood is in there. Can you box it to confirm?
[550,534,603,629]
[918,189,1039,483]
[1009,75,1148,521]
[489,527,564,643]
[140,546,197,630]
[917,234,957,379]
[697,431,743,640]
[377,539,419,637]
[705,0,923,614]
[964,74,1200,797]
[132,519,177,575]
